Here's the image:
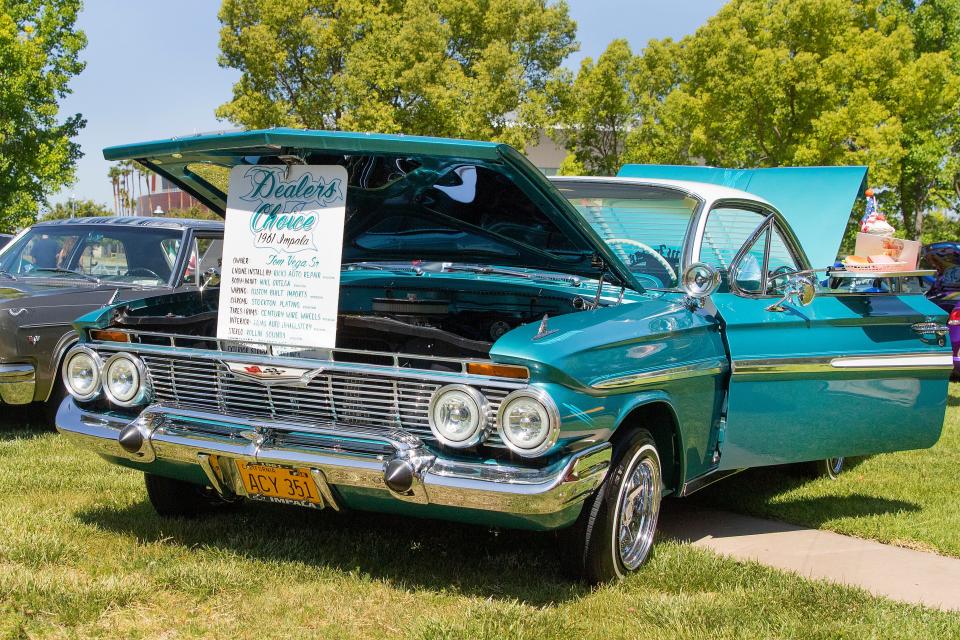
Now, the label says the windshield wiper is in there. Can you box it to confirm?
[30,268,100,284]
[0,269,17,281]
[445,264,583,287]
[444,264,532,279]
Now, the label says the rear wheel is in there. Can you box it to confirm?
[563,429,662,583]
[810,457,845,480]
[144,473,235,518]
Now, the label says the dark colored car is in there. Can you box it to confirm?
[921,242,960,374]
[0,216,222,419]
[0,234,13,250]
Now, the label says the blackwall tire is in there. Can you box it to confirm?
[40,379,67,429]
[144,473,234,518]
[563,429,662,583]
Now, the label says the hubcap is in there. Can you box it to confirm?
[616,450,661,570]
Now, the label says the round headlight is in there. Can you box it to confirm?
[102,353,149,407]
[497,390,559,457]
[62,347,101,401]
[428,384,489,448]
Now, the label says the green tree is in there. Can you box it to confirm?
[216,0,577,148]
[40,198,111,221]
[555,39,639,176]
[615,0,960,244]
[0,1,86,229]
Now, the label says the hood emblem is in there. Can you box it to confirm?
[224,361,321,387]
[532,313,559,341]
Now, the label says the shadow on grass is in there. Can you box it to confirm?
[688,464,920,528]
[948,392,960,407]
[0,404,57,439]
[75,498,589,605]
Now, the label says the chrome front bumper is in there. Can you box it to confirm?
[56,399,611,522]
[0,364,35,404]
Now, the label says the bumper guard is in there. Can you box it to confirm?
[0,363,35,404]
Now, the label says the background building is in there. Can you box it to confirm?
[135,175,208,216]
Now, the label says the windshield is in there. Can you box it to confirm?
[0,225,185,286]
[554,181,700,289]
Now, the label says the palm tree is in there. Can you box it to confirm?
[107,165,122,215]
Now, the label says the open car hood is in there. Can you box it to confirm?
[104,129,640,290]
[617,164,868,269]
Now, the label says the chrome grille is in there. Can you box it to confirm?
[140,354,511,446]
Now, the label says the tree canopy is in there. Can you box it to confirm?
[558,0,960,242]
[0,0,86,231]
[40,198,110,220]
[216,0,577,148]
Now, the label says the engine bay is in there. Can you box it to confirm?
[109,273,601,358]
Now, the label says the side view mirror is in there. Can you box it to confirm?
[766,275,816,312]
[200,266,221,291]
[681,262,721,300]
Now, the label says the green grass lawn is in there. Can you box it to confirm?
[2,426,959,638]
[692,382,960,558]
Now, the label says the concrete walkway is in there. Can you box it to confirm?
[658,503,960,611]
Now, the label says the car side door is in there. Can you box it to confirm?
[700,203,950,471]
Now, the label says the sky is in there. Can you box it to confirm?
[53,0,727,207]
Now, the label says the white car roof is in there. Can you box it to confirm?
[549,175,776,210]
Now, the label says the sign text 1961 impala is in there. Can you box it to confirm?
[56,130,949,582]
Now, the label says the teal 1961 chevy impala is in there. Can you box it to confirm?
[56,130,950,582]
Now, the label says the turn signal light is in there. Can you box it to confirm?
[465,362,529,379]
[949,308,960,326]
[90,329,131,343]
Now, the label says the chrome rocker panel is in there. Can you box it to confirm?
[56,399,611,525]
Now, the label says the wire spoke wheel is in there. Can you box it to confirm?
[615,448,661,570]
[563,430,663,583]
[828,457,845,477]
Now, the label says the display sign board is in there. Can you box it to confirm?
[216,165,348,349]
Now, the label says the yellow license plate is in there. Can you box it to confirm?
[235,461,322,505]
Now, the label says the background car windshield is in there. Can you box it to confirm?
[0,226,184,285]
[555,181,699,288]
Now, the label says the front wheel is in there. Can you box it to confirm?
[38,378,68,429]
[563,429,662,583]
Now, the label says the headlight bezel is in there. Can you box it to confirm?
[102,352,151,407]
[62,346,102,401]
[428,383,490,448]
[496,388,560,457]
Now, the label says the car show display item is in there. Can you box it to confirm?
[56,130,951,582]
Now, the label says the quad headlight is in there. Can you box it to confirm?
[428,384,490,448]
[497,390,560,457]
[102,352,150,407]
[62,347,102,401]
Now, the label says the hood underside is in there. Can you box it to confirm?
[104,129,640,290]
[617,164,868,269]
